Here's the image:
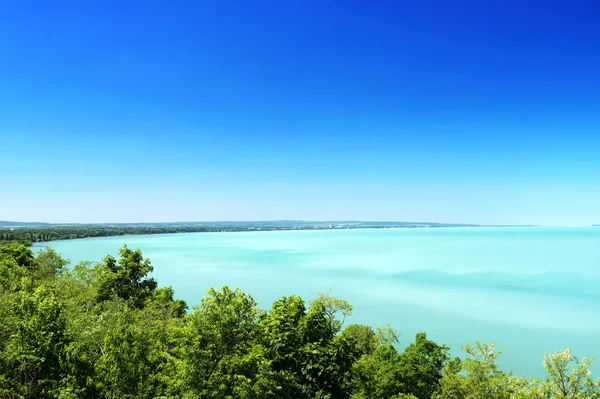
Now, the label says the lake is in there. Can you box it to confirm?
[34,227,600,377]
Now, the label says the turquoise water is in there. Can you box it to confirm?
[34,227,600,377]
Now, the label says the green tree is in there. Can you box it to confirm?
[350,332,450,399]
[263,295,357,399]
[2,243,600,399]
[343,324,378,357]
[0,250,28,293]
[94,307,173,399]
[0,244,34,268]
[96,246,157,308]
[310,291,353,334]
[147,286,188,318]
[397,333,453,399]
[542,349,600,398]
[0,286,67,399]
[177,286,269,398]
[35,247,68,279]
[435,342,521,399]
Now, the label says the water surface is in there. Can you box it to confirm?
[35,227,600,377]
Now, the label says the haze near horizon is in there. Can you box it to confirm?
[1,1,599,225]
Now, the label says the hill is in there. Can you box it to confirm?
[0,221,52,227]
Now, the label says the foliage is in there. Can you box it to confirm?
[434,341,520,399]
[177,286,266,398]
[0,226,252,246]
[0,242,598,399]
[350,330,451,399]
[542,349,600,398]
[0,286,67,398]
[0,244,35,268]
[342,324,378,357]
[310,291,353,334]
[96,246,157,308]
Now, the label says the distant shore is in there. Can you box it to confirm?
[1,221,544,246]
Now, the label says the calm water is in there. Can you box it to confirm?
[34,227,600,377]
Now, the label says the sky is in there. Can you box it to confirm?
[1,0,599,225]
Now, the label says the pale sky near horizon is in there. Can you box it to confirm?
[1,1,599,226]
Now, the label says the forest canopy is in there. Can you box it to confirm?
[0,242,598,399]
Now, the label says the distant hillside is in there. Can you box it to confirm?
[0,221,52,227]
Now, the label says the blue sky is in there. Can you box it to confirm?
[1,1,599,225]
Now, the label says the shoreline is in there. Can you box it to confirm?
[24,223,554,247]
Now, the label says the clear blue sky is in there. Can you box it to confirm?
[1,1,599,225]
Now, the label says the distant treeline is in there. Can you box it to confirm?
[0,226,250,245]
[0,222,474,246]
[0,242,597,399]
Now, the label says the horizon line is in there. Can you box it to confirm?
[4,219,596,227]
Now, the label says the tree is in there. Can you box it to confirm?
[342,324,378,357]
[147,286,188,318]
[94,307,172,399]
[35,247,68,279]
[96,246,157,308]
[542,349,600,398]
[0,286,67,399]
[2,243,600,399]
[0,250,27,293]
[177,286,268,398]
[263,295,357,399]
[310,291,353,334]
[0,244,34,268]
[434,342,521,399]
[397,333,452,399]
[350,332,451,399]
